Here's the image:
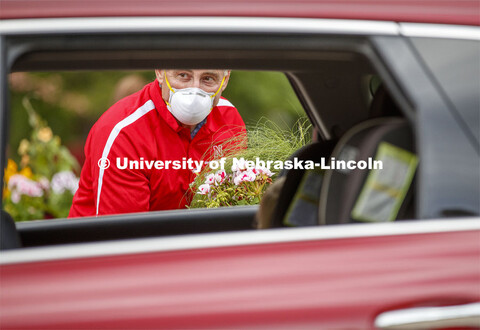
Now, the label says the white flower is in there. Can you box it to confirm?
[51,171,79,194]
[198,183,211,195]
[246,172,257,182]
[234,171,256,185]
[214,169,227,185]
[205,173,215,185]
[247,168,259,177]
[233,176,242,185]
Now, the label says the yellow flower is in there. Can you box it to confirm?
[18,139,30,155]
[19,166,33,179]
[3,187,10,199]
[3,159,17,200]
[38,127,53,143]
[4,159,18,183]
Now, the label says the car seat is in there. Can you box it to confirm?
[318,116,416,225]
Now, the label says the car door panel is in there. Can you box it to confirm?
[1,226,478,329]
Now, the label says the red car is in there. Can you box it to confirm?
[1,0,479,328]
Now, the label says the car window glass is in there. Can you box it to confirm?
[409,37,480,142]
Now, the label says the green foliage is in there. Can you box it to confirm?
[223,71,304,127]
[47,191,76,218]
[4,194,45,221]
[20,97,80,178]
[238,117,312,166]
[3,100,80,221]
[8,71,152,162]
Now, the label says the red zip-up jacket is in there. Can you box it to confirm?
[69,81,245,217]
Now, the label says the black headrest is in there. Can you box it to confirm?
[369,84,403,118]
[319,117,416,225]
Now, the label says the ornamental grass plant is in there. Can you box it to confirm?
[189,118,311,208]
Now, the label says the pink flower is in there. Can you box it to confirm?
[198,183,211,195]
[8,174,44,198]
[234,171,256,185]
[214,170,226,185]
[7,174,24,190]
[205,173,215,185]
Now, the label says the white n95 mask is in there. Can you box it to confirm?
[164,72,226,126]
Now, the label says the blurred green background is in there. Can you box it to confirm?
[8,70,305,166]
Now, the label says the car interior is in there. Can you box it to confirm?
[1,31,420,249]
[259,89,415,229]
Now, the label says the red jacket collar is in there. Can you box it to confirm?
[149,80,182,132]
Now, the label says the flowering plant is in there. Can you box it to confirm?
[191,165,274,208]
[3,98,80,221]
[189,119,311,208]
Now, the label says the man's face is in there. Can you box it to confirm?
[155,69,230,108]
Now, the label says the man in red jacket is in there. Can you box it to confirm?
[69,69,246,217]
